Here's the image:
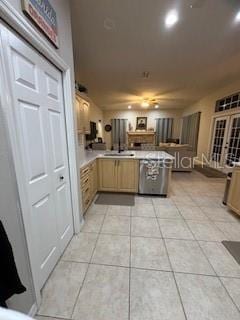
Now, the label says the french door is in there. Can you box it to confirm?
[1,25,73,290]
[225,114,240,167]
[211,114,240,170]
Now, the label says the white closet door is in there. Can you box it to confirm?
[2,27,73,288]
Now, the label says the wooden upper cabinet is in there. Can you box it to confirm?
[98,159,139,193]
[227,166,240,216]
[83,101,90,134]
[76,94,90,134]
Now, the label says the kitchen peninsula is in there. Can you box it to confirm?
[79,150,174,213]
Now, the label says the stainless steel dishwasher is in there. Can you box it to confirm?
[139,159,172,195]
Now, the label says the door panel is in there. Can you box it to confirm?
[117,160,139,192]
[19,101,47,182]
[12,49,37,90]
[32,194,58,284]
[49,110,64,171]
[98,159,117,191]
[210,116,229,168]
[226,114,240,167]
[3,27,73,289]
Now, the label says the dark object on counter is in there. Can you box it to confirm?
[222,241,240,265]
[0,221,26,308]
[223,172,232,205]
[104,124,112,132]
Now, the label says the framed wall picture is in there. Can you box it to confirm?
[136,117,147,130]
[22,0,59,48]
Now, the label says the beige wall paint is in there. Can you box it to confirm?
[89,102,104,139]
[103,109,182,149]
[183,80,240,160]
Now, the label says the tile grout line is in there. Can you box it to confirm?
[70,207,108,319]
[128,207,133,320]
[195,238,240,314]
[218,276,240,314]
[36,315,71,320]
[170,191,240,315]
[80,230,233,243]
[59,258,240,280]
[153,203,188,320]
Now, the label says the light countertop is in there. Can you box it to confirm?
[79,150,174,169]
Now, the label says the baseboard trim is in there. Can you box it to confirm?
[28,303,37,318]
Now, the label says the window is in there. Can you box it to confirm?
[215,92,240,113]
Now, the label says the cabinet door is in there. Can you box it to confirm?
[76,96,85,133]
[83,101,90,134]
[89,161,98,198]
[117,160,139,193]
[92,160,98,195]
[227,167,240,216]
[98,159,117,191]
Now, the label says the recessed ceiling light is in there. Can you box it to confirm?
[165,10,179,28]
[235,11,240,23]
[104,18,115,30]
[155,104,159,109]
[128,105,132,109]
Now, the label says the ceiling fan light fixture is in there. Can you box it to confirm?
[235,10,240,23]
[141,100,150,107]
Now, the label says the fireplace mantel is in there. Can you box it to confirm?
[127,131,155,136]
[127,131,156,147]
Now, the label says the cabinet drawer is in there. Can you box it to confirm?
[80,166,90,177]
[81,175,90,188]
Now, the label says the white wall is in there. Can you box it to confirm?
[103,109,182,149]
[183,79,240,159]
[0,0,75,314]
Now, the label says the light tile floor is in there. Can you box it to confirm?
[37,171,240,320]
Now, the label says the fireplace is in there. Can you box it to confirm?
[127,132,156,149]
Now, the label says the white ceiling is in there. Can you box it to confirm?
[70,0,240,110]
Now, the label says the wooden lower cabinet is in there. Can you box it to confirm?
[97,159,116,191]
[89,160,98,198]
[227,166,240,216]
[81,158,139,213]
[80,160,97,213]
[98,159,139,193]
